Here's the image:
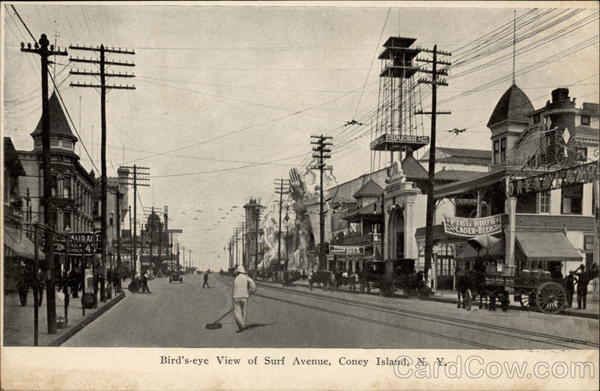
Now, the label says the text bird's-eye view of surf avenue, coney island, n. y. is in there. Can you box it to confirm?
[1,1,599,390]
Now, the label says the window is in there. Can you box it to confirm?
[493,140,500,164]
[63,177,72,199]
[62,140,73,150]
[581,115,590,126]
[516,191,537,213]
[500,138,506,163]
[63,212,71,231]
[50,138,59,147]
[538,191,551,214]
[50,176,58,198]
[561,184,583,215]
[533,113,540,123]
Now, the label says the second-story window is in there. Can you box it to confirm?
[581,115,590,126]
[500,137,506,163]
[493,140,500,164]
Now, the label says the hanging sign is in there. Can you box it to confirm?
[508,161,598,197]
[443,214,503,237]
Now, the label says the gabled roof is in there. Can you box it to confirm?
[420,147,490,165]
[31,92,78,141]
[487,84,534,128]
[402,155,429,181]
[434,169,483,182]
[352,179,383,199]
[4,137,26,176]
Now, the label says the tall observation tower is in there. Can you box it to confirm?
[370,36,429,166]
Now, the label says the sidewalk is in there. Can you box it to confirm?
[3,287,125,346]
[264,278,599,319]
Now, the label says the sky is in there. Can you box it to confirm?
[2,2,599,271]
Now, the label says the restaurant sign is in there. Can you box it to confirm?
[508,161,598,197]
[329,245,365,255]
[443,214,503,237]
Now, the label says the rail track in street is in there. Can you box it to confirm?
[216,275,599,350]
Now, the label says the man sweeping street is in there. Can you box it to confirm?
[232,265,256,333]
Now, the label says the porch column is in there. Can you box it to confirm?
[476,189,482,218]
[403,200,415,259]
[505,195,517,273]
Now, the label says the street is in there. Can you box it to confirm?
[63,273,599,349]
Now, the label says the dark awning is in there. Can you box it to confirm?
[516,231,581,262]
[457,236,505,260]
[4,226,44,260]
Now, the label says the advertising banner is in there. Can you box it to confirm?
[443,214,503,237]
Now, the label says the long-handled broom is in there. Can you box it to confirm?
[205,309,233,329]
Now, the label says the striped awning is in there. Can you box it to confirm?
[516,231,581,262]
[4,226,44,260]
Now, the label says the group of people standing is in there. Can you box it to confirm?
[564,264,598,310]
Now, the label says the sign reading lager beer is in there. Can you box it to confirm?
[329,245,365,255]
[443,214,503,237]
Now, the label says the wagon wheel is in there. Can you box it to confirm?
[518,291,535,310]
[535,281,566,314]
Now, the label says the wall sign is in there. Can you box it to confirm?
[443,214,503,237]
[508,161,598,197]
[329,245,365,255]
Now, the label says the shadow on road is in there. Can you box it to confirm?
[244,322,276,330]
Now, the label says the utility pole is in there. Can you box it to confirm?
[284,204,290,272]
[116,189,122,292]
[70,44,135,301]
[275,179,290,271]
[310,135,333,270]
[21,33,68,335]
[119,165,150,277]
[415,45,452,282]
[255,206,263,276]
[234,228,240,267]
[128,205,133,273]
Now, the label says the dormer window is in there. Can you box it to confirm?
[581,115,590,126]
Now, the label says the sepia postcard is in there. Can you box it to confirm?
[1,1,599,390]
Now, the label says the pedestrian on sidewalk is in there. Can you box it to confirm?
[308,269,314,291]
[564,271,576,308]
[232,265,256,333]
[142,270,152,294]
[203,271,210,288]
[576,265,590,310]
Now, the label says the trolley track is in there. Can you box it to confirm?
[217,275,598,349]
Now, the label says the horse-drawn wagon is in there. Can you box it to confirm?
[457,259,567,314]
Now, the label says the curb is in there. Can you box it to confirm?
[49,291,126,346]
[420,295,599,320]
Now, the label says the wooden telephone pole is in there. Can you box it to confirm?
[415,45,452,280]
[119,165,150,277]
[274,179,290,270]
[70,44,135,301]
[20,33,68,335]
[310,135,333,269]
